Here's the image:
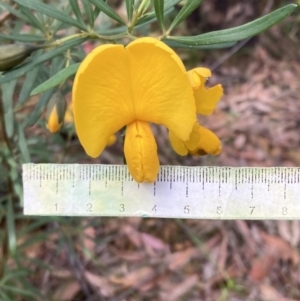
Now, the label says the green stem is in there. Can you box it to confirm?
[38,31,135,51]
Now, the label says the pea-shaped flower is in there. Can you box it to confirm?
[73,38,198,183]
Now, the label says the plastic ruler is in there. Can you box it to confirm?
[22,164,300,219]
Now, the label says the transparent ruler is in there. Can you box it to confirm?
[23,164,300,219]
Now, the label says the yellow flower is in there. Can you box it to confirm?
[45,90,66,134]
[73,37,197,182]
[169,67,223,156]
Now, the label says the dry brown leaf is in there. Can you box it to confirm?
[140,232,169,256]
[235,220,256,252]
[260,231,300,264]
[164,274,199,301]
[121,224,142,248]
[52,281,81,301]
[85,271,114,297]
[81,221,96,260]
[117,251,146,262]
[218,232,228,270]
[109,266,154,289]
[250,255,276,282]
[277,221,300,247]
[167,248,198,271]
[291,221,300,247]
[259,284,299,301]
[51,269,73,278]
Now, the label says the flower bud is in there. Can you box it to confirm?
[45,90,67,133]
[0,44,38,71]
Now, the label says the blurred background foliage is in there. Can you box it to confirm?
[0,0,300,300]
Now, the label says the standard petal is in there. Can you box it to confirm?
[189,126,222,156]
[124,121,160,183]
[126,38,196,141]
[195,84,223,115]
[169,131,188,156]
[73,44,135,158]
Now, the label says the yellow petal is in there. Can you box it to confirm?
[127,38,196,141]
[169,131,188,156]
[189,126,222,156]
[183,122,201,151]
[124,121,159,183]
[45,90,66,133]
[107,134,117,146]
[193,67,211,78]
[195,84,223,115]
[187,69,201,89]
[46,106,62,133]
[64,102,73,124]
[187,67,211,89]
[73,44,135,158]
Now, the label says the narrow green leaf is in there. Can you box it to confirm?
[87,0,126,25]
[97,25,127,35]
[24,89,55,127]
[0,37,86,84]
[0,1,29,23]
[2,285,39,298]
[2,80,16,114]
[170,4,297,46]
[18,6,46,34]
[50,55,67,76]
[69,0,86,29]
[14,0,87,31]
[82,0,95,27]
[6,198,16,255]
[154,0,165,32]
[93,4,101,20]
[52,3,73,33]
[18,65,40,104]
[0,291,11,301]
[168,0,203,33]
[163,39,236,49]
[2,80,17,138]
[125,0,134,22]
[97,0,180,35]
[17,124,30,163]
[0,33,45,43]
[1,270,28,285]
[136,0,181,25]
[31,63,80,95]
